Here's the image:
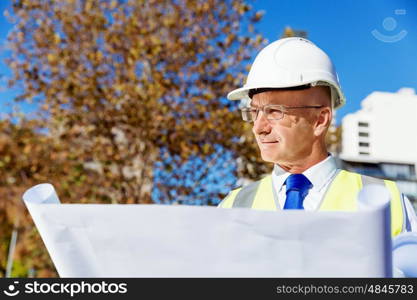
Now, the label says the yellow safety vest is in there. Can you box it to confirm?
[219,170,404,237]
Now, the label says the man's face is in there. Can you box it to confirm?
[251,87,330,165]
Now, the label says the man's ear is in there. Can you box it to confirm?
[314,107,332,136]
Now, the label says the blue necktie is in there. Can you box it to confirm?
[283,174,312,210]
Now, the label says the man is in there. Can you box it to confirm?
[219,37,417,276]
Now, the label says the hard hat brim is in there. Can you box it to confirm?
[227,83,310,101]
[227,82,346,109]
[227,86,251,100]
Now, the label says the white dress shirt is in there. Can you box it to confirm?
[271,155,417,232]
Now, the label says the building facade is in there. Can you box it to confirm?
[339,88,417,205]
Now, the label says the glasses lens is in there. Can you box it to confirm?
[241,108,256,122]
[265,106,284,120]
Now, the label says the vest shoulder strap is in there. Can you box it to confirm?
[219,175,275,209]
[217,180,261,208]
[218,187,242,208]
[320,170,404,237]
[232,179,262,208]
[383,180,404,237]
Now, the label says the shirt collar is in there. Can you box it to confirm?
[272,155,338,192]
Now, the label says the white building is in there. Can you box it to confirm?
[340,87,417,202]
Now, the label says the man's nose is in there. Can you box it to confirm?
[253,110,271,135]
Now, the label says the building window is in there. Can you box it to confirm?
[381,164,416,180]
[358,122,369,127]
[358,132,369,137]
[359,142,369,147]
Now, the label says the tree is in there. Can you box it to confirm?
[2,0,266,276]
[6,0,266,203]
[0,117,63,277]
[281,26,307,38]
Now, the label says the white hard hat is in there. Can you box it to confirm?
[227,37,345,109]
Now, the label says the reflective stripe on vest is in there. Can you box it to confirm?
[219,170,404,237]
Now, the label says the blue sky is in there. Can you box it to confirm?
[0,1,16,116]
[1,0,417,124]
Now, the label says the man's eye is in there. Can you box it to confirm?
[266,108,282,114]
